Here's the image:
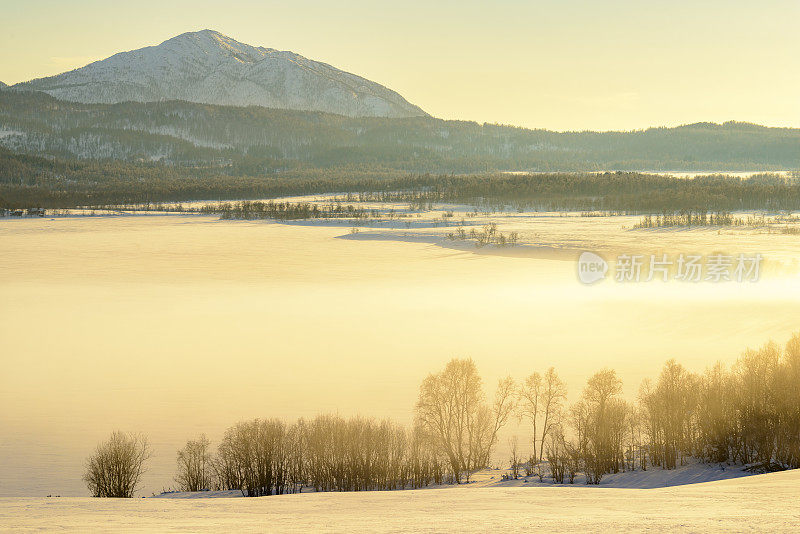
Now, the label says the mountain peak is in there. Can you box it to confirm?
[14,31,426,118]
[187,28,223,36]
[156,29,271,64]
[165,29,250,48]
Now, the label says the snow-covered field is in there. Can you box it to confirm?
[2,469,798,532]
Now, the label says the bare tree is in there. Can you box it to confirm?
[779,333,800,467]
[518,372,543,462]
[564,438,581,484]
[538,368,567,464]
[480,376,517,468]
[545,427,567,483]
[175,434,213,492]
[734,342,781,467]
[84,431,151,498]
[508,436,520,479]
[415,358,504,483]
[639,360,697,469]
[518,367,566,464]
[580,369,625,483]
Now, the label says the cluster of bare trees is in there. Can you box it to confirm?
[518,367,567,466]
[514,333,800,485]
[174,435,213,492]
[291,416,446,492]
[414,359,515,483]
[684,338,800,470]
[513,366,631,484]
[83,334,800,496]
[636,339,800,473]
[568,369,631,483]
[189,359,515,495]
[173,416,450,496]
[210,419,295,496]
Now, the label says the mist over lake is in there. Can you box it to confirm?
[2,212,798,497]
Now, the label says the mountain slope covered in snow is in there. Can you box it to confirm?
[12,30,427,118]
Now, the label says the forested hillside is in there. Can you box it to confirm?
[2,91,799,173]
[2,147,799,210]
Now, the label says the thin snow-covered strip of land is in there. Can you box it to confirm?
[464,461,756,489]
[2,470,798,533]
[150,460,759,498]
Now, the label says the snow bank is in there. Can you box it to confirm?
[466,459,755,489]
[151,490,243,499]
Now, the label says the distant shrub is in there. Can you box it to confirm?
[84,431,150,498]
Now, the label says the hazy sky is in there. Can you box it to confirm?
[1,0,798,131]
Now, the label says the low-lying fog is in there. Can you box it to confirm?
[2,208,799,496]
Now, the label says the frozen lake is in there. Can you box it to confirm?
[1,210,799,497]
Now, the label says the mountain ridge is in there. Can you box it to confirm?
[11,29,427,119]
[1,90,798,173]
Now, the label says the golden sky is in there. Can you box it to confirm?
[1,0,798,131]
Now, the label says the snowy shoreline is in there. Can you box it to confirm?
[150,459,760,499]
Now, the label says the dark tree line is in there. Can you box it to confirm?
[205,200,369,220]
[633,211,739,228]
[3,146,800,215]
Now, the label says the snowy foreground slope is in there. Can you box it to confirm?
[2,470,799,533]
[12,30,427,118]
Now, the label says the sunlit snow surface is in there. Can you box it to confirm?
[2,470,799,532]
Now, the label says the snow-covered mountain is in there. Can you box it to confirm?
[0,81,7,89]
[12,30,427,118]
